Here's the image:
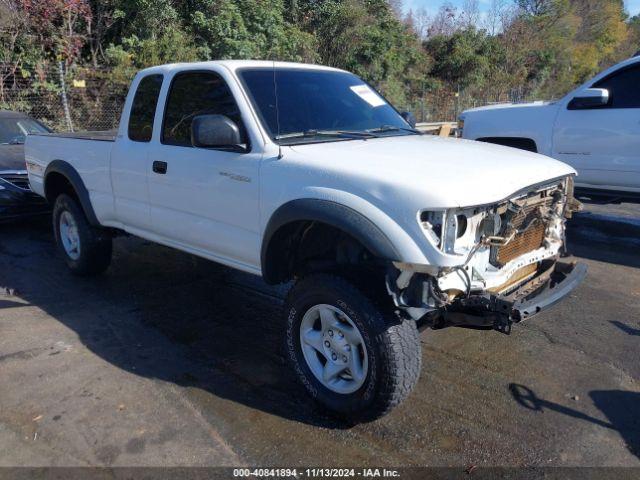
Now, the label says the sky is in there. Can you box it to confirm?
[404,0,640,18]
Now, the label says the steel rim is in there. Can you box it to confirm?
[59,210,81,260]
[299,304,368,394]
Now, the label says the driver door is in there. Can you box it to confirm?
[553,64,640,190]
[146,70,262,270]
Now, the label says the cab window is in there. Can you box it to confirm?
[593,65,640,109]
[162,71,248,149]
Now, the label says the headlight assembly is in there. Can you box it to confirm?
[419,210,444,247]
[420,209,470,252]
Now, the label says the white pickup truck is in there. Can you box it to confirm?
[460,55,640,200]
[25,60,586,421]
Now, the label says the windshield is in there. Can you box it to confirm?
[238,68,414,145]
[0,117,49,144]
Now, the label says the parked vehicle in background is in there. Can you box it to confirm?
[0,110,51,221]
[460,55,640,201]
[25,61,585,421]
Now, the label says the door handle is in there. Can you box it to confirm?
[152,161,167,174]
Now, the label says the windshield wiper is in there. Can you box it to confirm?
[276,129,379,141]
[368,125,422,135]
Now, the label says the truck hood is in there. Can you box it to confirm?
[289,135,575,208]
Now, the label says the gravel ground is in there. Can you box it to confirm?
[0,202,639,468]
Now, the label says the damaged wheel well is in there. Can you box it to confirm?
[261,199,399,285]
[261,220,384,285]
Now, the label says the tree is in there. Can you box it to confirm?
[483,0,510,35]
[628,15,640,56]
[412,7,431,40]
[387,0,403,19]
[428,2,458,37]
[187,0,315,61]
[0,0,38,98]
[18,0,93,66]
[86,0,117,67]
[458,0,480,29]
[424,27,498,90]
[570,0,627,81]
[1,0,638,126]
[299,0,429,107]
[516,0,557,16]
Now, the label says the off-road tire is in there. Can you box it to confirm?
[52,194,112,276]
[285,273,422,421]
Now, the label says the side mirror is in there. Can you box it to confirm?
[191,114,242,148]
[401,111,417,128]
[568,88,609,110]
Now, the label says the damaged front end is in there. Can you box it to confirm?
[387,176,587,334]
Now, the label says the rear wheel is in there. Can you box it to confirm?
[53,194,112,276]
[285,273,421,421]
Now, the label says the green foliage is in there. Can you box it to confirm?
[1,0,638,121]
[299,0,429,106]
[187,0,316,61]
[425,28,500,90]
[114,0,179,39]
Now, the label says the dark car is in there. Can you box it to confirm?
[0,110,51,221]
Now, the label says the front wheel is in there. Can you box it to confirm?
[53,194,112,276]
[284,273,422,421]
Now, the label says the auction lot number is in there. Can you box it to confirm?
[233,468,400,478]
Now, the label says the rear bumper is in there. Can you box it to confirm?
[445,260,587,334]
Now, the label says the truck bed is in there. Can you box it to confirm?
[25,131,116,222]
[34,130,117,142]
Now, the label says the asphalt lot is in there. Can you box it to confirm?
[0,201,639,468]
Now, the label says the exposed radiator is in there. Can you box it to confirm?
[490,186,559,267]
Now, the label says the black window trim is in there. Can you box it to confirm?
[160,69,251,153]
[578,62,640,110]
[128,73,164,143]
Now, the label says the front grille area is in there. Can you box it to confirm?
[0,174,31,190]
[494,221,546,265]
[490,184,561,267]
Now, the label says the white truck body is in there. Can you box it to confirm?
[460,55,640,196]
[24,60,586,419]
[27,61,574,279]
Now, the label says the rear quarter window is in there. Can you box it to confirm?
[128,74,164,142]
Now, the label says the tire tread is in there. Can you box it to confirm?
[285,273,421,421]
[53,194,112,276]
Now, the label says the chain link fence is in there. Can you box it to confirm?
[403,87,534,122]
[0,63,129,132]
[1,62,536,131]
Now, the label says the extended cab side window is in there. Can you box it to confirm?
[128,74,163,142]
[162,71,248,149]
[593,65,640,109]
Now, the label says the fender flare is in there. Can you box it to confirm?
[261,198,400,283]
[44,160,100,226]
